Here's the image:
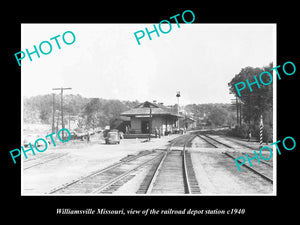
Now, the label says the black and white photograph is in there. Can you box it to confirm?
[21,23,276,196]
[4,5,298,220]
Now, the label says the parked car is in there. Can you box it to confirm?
[23,134,50,148]
[70,131,86,140]
[70,131,78,140]
[23,134,37,148]
[105,130,120,144]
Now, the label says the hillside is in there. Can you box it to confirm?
[23,94,140,131]
[23,94,237,132]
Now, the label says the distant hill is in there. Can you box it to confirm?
[23,94,236,131]
[23,94,140,130]
[23,94,89,124]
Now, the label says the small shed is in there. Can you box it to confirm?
[181,116,197,130]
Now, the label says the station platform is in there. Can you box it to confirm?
[123,133,156,139]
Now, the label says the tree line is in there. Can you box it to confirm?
[23,94,139,130]
[23,94,237,131]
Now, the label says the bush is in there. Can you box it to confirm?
[226,124,250,139]
[263,124,273,144]
[226,123,273,143]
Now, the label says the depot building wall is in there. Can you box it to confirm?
[131,117,141,133]
[130,116,176,134]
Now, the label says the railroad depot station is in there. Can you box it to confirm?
[23,100,273,195]
[117,101,196,138]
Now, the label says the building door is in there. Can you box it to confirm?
[141,120,149,134]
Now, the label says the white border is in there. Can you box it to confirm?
[272,24,277,196]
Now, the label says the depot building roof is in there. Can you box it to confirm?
[120,101,183,118]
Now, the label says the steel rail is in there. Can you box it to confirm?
[145,134,198,194]
[23,153,69,170]
[204,134,272,167]
[202,134,233,148]
[48,150,155,194]
[91,152,165,194]
[182,135,198,194]
[224,152,273,184]
[195,134,218,148]
[222,136,258,150]
[145,149,170,194]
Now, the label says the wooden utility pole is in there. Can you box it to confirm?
[236,97,239,126]
[52,93,55,133]
[52,87,72,139]
[149,106,152,141]
[56,112,59,133]
[239,99,242,126]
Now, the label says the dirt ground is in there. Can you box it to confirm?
[21,130,274,195]
[22,133,179,195]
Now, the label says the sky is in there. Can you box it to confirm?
[21,23,275,105]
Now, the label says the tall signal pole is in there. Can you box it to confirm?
[235,97,239,126]
[52,87,72,139]
[239,99,242,126]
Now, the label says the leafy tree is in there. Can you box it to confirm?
[83,98,137,129]
[228,63,273,124]
[184,103,236,127]
[207,106,228,127]
[39,107,51,123]
[228,63,273,138]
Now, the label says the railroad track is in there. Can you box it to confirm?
[23,153,69,170]
[197,133,273,184]
[137,134,201,194]
[223,152,273,184]
[49,150,161,194]
[195,133,233,148]
[213,135,273,168]
[217,135,258,150]
[202,134,272,167]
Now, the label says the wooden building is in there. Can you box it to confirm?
[181,116,197,130]
[120,101,182,136]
